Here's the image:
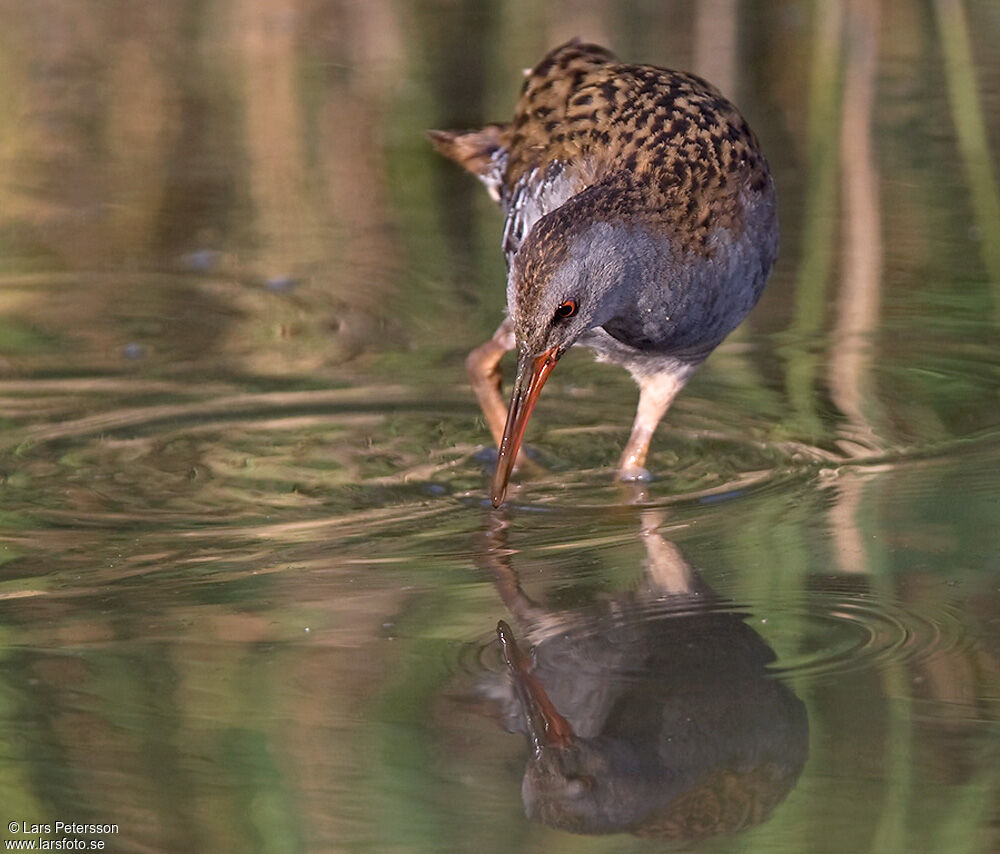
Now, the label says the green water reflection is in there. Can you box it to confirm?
[0,1,999,852]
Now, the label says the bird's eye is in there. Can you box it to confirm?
[554,300,578,320]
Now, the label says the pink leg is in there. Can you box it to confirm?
[639,510,697,594]
[466,318,515,448]
[617,367,695,481]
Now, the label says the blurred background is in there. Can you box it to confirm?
[0,1,998,852]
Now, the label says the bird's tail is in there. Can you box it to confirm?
[427,125,508,201]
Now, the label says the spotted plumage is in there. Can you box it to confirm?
[433,41,770,260]
[429,40,778,505]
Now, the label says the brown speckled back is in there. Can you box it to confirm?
[501,40,771,252]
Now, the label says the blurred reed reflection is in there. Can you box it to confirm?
[475,512,809,839]
[0,0,403,374]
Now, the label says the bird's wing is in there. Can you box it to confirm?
[431,40,771,262]
[499,41,619,262]
[503,40,771,258]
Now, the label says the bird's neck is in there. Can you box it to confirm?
[570,220,673,328]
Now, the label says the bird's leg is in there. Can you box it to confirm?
[476,513,549,629]
[639,510,697,595]
[617,367,694,481]
[466,317,515,448]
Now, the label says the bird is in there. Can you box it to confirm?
[429,40,778,507]
[476,514,808,838]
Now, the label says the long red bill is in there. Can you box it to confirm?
[491,346,560,507]
[497,620,573,751]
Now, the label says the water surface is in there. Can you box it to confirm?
[1,2,999,852]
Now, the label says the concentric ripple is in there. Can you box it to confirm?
[455,589,977,690]
[759,591,975,683]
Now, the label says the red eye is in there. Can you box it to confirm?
[555,300,578,319]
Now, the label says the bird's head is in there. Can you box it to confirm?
[493,208,634,506]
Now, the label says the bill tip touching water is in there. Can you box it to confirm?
[430,39,778,506]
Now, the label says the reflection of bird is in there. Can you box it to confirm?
[477,515,808,839]
[430,41,778,506]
